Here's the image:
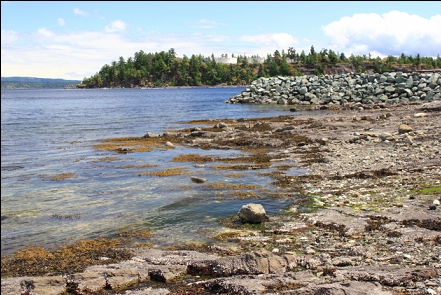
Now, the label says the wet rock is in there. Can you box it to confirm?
[143,132,159,138]
[115,147,131,153]
[190,176,206,183]
[189,130,206,137]
[214,122,228,128]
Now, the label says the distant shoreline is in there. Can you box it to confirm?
[138,85,247,89]
[1,84,248,90]
[76,84,249,90]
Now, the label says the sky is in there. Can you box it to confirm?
[1,1,440,80]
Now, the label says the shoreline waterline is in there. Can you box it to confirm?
[1,87,311,256]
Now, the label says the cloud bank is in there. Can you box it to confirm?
[322,10,441,57]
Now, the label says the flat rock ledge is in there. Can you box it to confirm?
[2,247,440,295]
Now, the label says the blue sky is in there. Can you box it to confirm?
[1,1,440,80]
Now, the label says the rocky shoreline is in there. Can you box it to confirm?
[226,71,440,106]
[2,90,440,294]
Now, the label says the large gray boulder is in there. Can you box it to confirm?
[237,203,269,224]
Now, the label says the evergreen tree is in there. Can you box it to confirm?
[339,52,347,62]
[328,50,339,64]
[257,64,266,78]
[300,50,306,64]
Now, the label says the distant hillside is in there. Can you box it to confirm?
[1,77,81,83]
[1,77,81,89]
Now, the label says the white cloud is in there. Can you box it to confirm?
[322,10,441,57]
[73,8,89,16]
[37,28,54,38]
[58,18,66,26]
[240,33,298,49]
[1,27,298,80]
[1,30,19,45]
[191,19,225,29]
[105,20,127,33]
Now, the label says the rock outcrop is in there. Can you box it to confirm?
[2,247,439,295]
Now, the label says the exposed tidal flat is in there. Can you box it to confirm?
[1,87,308,256]
[2,81,441,294]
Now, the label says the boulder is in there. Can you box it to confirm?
[237,203,269,224]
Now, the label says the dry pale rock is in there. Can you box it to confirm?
[398,124,413,134]
[238,203,269,224]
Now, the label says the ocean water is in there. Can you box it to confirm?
[1,87,305,255]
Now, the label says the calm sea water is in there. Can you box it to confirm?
[1,87,305,255]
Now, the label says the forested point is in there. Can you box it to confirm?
[78,46,441,89]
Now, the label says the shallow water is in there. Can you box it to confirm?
[1,87,306,255]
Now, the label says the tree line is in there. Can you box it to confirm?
[1,81,79,90]
[79,46,441,88]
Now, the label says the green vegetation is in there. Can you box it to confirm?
[411,185,441,195]
[1,81,80,89]
[1,77,81,89]
[79,47,441,88]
